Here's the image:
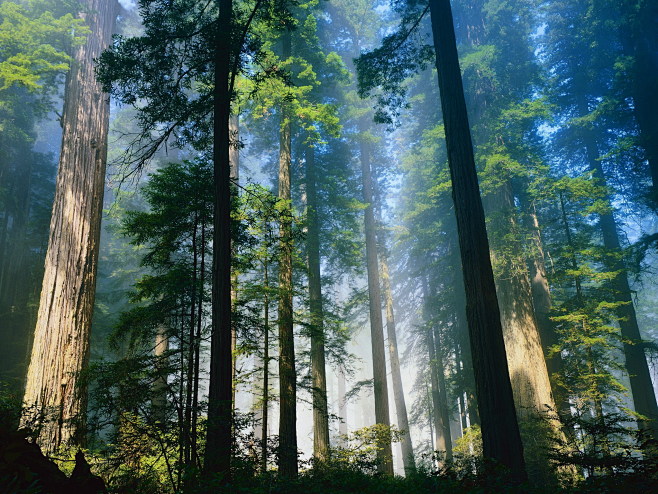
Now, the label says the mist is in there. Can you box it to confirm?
[1,0,658,491]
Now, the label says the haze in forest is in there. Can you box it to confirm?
[1,0,658,492]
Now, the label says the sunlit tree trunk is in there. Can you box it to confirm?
[484,183,562,480]
[152,324,169,423]
[277,28,298,479]
[21,0,118,452]
[305,146,330,461]
[427,0,526,480]
[359,137,393,475]
[518,192,570,424]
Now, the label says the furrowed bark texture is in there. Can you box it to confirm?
[359,138,394,475]
[205,0,233,477]
[518,192,571,423]
[21,0,117,452]
[489,187,556,415]
[485,184,561,482]
[277,28,298,479]
[305,146,330,461]
[427,0,526,480]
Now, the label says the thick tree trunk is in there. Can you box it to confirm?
[277,28,298,479]
[305,146,330,461]
[582,130,658,441]
[517,192,571,423]
[21,0,117,453]
[427,0,526,480]
[359,138,394,475]
[484,183,562,482]
[205,0,233,477]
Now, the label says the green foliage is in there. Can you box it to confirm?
[327,424,401,474]
[354,3,433,125]
[451,425,483,475]
[0,0,84,93]
[96,0,304,168]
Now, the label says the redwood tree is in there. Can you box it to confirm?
[360,136,394,475]
[426,0,526,480]
[204,0,234,478]
[21,0,118,452]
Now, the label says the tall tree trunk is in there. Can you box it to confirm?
[261,260,270,473]
[184,217,199,466]
[205,0,234,477]
[427,0,526,480]
[0,140,35,393]
[192,220,206,467]
[581,127,658,441]
[422,279,452,461]
[21,0,117,453]
[448,228,480,427]
[277,28,298,479]
[518,191,571,424]
[432,326,453,461]
[230,113,239,408]
[426,378,435,454]
[359,137,394,475]
[379,246,415,473]
[372,168,415,474]
[305,146,330,461]
[337,367,348,439]
[484,183,562,481]
[152,324,169,423]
